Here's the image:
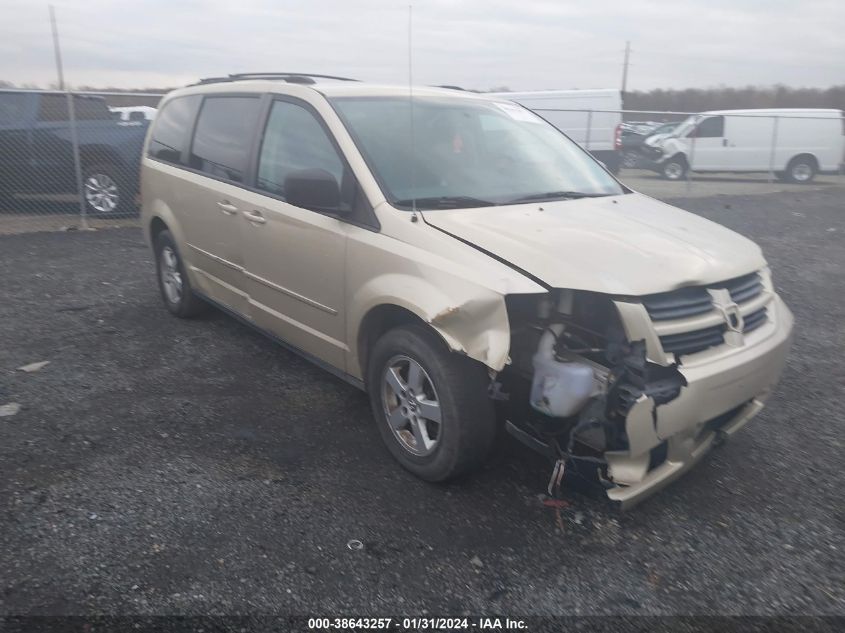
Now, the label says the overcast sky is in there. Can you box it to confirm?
[1,0,842,91]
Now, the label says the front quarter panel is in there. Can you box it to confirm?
[344,215,546,380]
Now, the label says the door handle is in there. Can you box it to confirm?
[243,210,266,225]
[722,138,729,147]
[217,201,238,215]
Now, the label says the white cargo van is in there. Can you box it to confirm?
[489,89,623,173]
[647,108,844,182]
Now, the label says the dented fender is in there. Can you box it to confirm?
[344,217,547,381]
[347,273,515,379]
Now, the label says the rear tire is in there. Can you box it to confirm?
[367,325,496,482]
[621,150,639,169]
[153,229,207,318]
[82,162,133,217]
[782,156,816,183]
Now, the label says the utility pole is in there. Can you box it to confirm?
[49,5,88,229]
[621,40,631,95]
[49,5,65,89]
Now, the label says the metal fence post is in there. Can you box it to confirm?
[66,91,88,230]
[686,114,698,193]
[584,110,592,152]
[767,116,780,185]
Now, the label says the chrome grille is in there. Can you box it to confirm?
[640,271,770,357]
[659,324,726,355]
[742,307,768,333]
[715,272,764,304]
[641,286,713,321]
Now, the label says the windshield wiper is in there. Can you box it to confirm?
[505,191,611,204]
[394,196,497,210]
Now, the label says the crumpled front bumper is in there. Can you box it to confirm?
[604,294,794,509]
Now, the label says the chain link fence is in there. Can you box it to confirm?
[1,89,843,236]
[530,107,845,200]
[0,88,163,235]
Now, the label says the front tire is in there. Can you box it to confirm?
[367,325,496,482]
[661,155,688,180]
[153,229,207,318]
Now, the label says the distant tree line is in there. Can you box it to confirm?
[623,84,845,114]
[493,84,845,115]
[4,79,844,115]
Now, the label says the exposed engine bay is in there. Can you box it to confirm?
[497,290,687,500]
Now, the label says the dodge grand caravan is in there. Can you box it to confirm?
[140,73,794,508]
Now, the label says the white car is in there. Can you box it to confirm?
[648,108,844,182]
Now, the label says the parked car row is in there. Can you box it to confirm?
[488,90,843,181]
[1,86,841,222]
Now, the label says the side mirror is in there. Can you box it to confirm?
[284,168,343,212]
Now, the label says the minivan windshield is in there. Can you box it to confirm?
[331,96,625,209]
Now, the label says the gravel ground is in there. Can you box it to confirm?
[0,188,843,617]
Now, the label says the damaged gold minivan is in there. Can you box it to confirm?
[141,74,794,508]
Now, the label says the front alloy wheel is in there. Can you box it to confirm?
[662,158,687,180]
[382,355,442,456]
[367,325,496,482]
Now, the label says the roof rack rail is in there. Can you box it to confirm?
[195,72,359,86]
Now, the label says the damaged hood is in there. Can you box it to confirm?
[421,193,766,296]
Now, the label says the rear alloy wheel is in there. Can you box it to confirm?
[621,151,639,169]
[153,229,208,318]
[784,157,816,184]
[82,163,130,216]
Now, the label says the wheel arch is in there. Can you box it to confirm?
[667,152,688,166]
[350,279,515,384]
[143,197,187,253]
[356,304,439,383]
[786,152,819,171]
[79,144,125,169]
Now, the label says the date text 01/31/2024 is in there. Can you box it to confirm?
[307,618,528,630]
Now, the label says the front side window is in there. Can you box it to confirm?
[257,100,345,199]
[189,96,261,182]
[0,93,28,125]
[331,96,624,209]
[148,95,202,164]
[691,115,724,138]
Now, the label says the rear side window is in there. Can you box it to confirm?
[148,95,202,164]
[37,95,68,121]
[189,96,261,183]
[257,100,345,198]
[37,94,111,121]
